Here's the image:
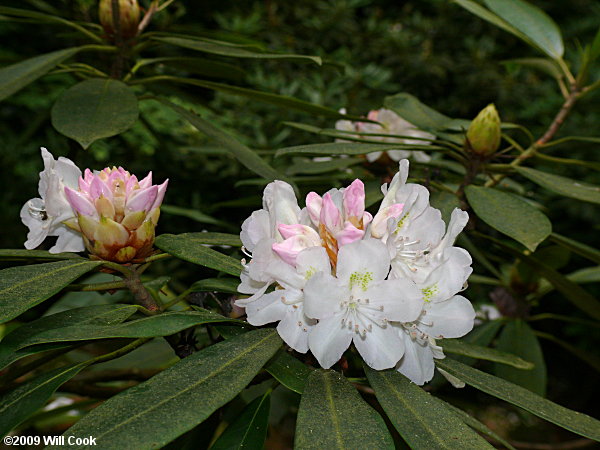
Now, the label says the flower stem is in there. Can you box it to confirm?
[123,269,162,313]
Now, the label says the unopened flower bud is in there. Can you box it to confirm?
[99,0,140,41]
[65,166,168,262]
[466,104,501,156]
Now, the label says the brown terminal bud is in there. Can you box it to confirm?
[99,0,141,41]
[466,104,501,156]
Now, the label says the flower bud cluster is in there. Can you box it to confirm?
[238,160,475,385]
[22,148,168,263]
[99,0,140,40]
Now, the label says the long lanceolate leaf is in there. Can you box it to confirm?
[154,98,284,182]
[0,363,88,438]
[440,338,534,369]
[0,260,102,324]
[436,358,600,441]
[515,166,600,205]
[49,330,282,450]
[155,234,242,276]
[295,370,394,449]
[365,367,494,449]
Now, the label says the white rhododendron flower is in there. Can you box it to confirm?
[335,108,435,163]
[237,159,475,385]
[20,148,85,253]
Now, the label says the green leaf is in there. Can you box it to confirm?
[0,259,102,324]
[0,249,82,261]
[286,157,362,175]
[502,57,563,79]
[444,403,516,450]
[141,56,245,82]
[494,320,547,396]
[210,392,271,450]
[147,76,353,120]
[436,358,600,441]
[0,304,138,370]
[515,166,600,205]
[15,310,240,348]
[465,186,551,251]
[483,0,564,59]
[275,142,426,158]
[440,338,534,369]
[384,92,456,131]
[155,234,242,276]
[190,278,240,294]
[0,362,88,437]
[157,232,241,247]
[550,233,600,265]
[365,367,493,449]
[536,331,600,373]
[51,78,139,149]
[51,329,282,450]
[152,36,321,65]
[264,349,312,394]
[161,204,225,226]
[453,0,537,50]
[295,369,394,450]
[154,98,283,182]
[0,47,81,101]
[455,320,504,366]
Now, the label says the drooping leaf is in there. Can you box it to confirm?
[155,234,242,276]
[484,235,600,320]
[51,78,139,149]
[440,339,533,369]
[275,142,431,158]
[157,232,241,247]
[264,349,313,394]
[0,249,82,261]
[295,369,394,449]
[155,98,283,182]
[550,232,600,265]
[454,320,504,366]
[483,0,564,59]
[365,367,493,449]
[0,260,102,324]
[0,304,138,370]
[465,186,551,251]
[286,157,362,175]
[15,310,240,348]
[50,330,282,450]
[436,358,600,441]
[494,320,547,396]
[502,58,563,79]
[0,47,81,101]
[444,403,516,450]
[384,92,457,131]
[515,166,600,205]
[152,36,322,65]
[0,362,87,438]
[190,278,240,294]
[210,392,271,450]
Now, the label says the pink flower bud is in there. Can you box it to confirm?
[371,203,404,238]
[306,192,322,226]
[320,193,341,231]
[336,222,365,246]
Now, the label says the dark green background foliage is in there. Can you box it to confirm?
[1,0,600,447]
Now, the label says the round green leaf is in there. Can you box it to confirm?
[465,185,551,251]
[51,78,139,149]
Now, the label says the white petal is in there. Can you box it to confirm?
[379,159,409,210]
[277,306,316,353]
[353,323,404,370]
[245,290,289,325]
[419,247,471,301]
[366,278,423,323]
[308,315,353,369]
[262,180,301,233]
[435,208,469,251]
[396,331,435,385]
[303,272,345,319]
[240,209,271,251]
[20,200,48,249]
[366,151,382,162]
[49,226,84,253]
[295,246,331,280]
[422,295,475,339]
[336,239,390,285]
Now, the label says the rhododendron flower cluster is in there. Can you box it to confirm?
[238,160,475,385]
[335,108,435,163]
[21,148,168,263]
